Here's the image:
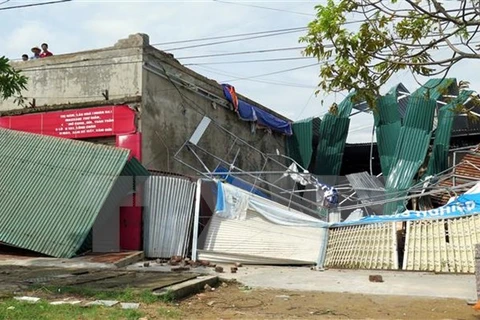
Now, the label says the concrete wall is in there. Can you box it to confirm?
[140,46,288,185]
[1,33,290,194]
[0,35,144,111]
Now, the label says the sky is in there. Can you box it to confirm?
[2,0,480,143]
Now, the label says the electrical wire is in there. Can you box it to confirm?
[221,62,321,82]
[213,0,315,17]
[184,56,315,66]
[176,46,306,60]
[151,26,307,46]
[193,65,317,88]
[0,0,71,11]
[164,29,306,51]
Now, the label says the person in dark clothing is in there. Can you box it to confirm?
[22,54,28,61]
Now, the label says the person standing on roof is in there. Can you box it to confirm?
[40,43,53,58]
[30,47,41,59]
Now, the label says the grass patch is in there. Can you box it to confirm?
[0,299,144,320]
[31,285,161,304]
[157,306,182,319]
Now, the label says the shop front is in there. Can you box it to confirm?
[0,105,143,251]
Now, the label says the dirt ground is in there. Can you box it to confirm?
[0,265,478,319]
[173,282,480,319]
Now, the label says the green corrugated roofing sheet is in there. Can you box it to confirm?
[426,90,473,176]
[286,118,315,169]
[0,128,131,258]
[314,94,354,176]
[413,78,457,100]
[383,95,437,214]
[374,85,403,176]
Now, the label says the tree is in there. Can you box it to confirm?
[301,0,480,107]
[0,56,27,101]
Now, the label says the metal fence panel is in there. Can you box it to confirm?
[144,176,197,258]
[325,223,398,270]
[403,214,480,273]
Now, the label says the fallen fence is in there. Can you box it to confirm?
[325,222,399,270]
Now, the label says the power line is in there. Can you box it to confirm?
[0,0,71,11]
[213,0,315,17]
[164,29,306,51]
[193,65,317,89]
[221,62,321,82]
[176,46,306,60]
[151,26,307,46]
[185,56,315,66]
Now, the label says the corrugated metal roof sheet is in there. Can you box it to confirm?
[144,176,197,258]
[0,128,130,258]
[313,94,354,176]
[346,171,385,214]
[413,78,457,100]
[286,118,316,169]
[384,96,437,214]
[374,85,403,176]
[427,90,473,176]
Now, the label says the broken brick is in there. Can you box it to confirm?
[369,275,384,283]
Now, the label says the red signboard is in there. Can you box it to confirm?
[117,133,142,161]
[0,105,136,139]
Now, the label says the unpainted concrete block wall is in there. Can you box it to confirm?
[0,47,143,111]
[141,51,289,189]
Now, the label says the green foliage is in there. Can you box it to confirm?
[0,56,27,101]
[33,285,160,304]
[301,0,480,108]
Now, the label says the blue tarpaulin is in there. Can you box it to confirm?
[222,84,293,135]
[214,166,269,199]
[332,191,480,227]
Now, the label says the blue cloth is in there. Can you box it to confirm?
[332,192,480,227]
[214,166,269,199]
[222,83,293,135]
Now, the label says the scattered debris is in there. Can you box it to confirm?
[275,295,290,300]
[14,296,40,303]
[121,303,140,310]
[171,266,190,272]
[221,282,228,288]
[170,256,183,264]
[50,300,82,305]
[156,258,162,264]
[6,306,14,310]
[472,301,480,310]
[196,293,207,300]
[467,299,477,306]
[215,266,224,273]
[199,260,211,267]
[207,301,215,306]
[235,262,243,267]
[87,300,119,307]
[231,267,238,273]
[204,284,213,291]
[143,262,150,268]
[369,275,384,283]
